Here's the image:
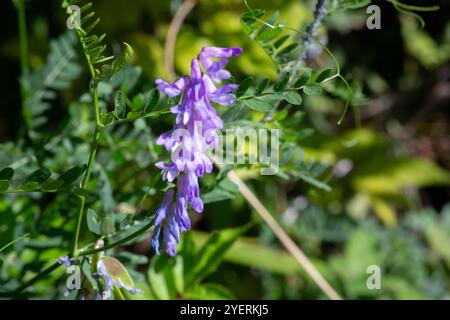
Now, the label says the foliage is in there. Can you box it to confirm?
[23,32,82,139]
[0,0,448,300]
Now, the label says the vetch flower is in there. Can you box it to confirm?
[155,76,189,97]
[163,207,180,256]
[151,225,162,255]
[57,255,72,267]
[153,188,175,226]
[152,46,242,256]
[199,46,243,82]
[57,255,75,297]
[155,161,178,182]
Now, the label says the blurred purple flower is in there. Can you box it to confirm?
[152,46,242,256]
[57,256,77,297]
[95,259,143,300]
[57,256,72,267]
[96,259,115,300]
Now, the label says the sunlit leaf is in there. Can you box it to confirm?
[102,256,134,290]
[426,225,450,268]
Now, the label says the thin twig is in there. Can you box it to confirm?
[164,0,197,81]
[214,159,342,300]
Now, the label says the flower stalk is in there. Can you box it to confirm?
[72,80,102,257]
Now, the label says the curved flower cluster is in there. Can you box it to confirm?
[152,46,242,256]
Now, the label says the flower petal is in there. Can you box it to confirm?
[155,76,189,97]
[151,225,161,255]
[201,46,243,58]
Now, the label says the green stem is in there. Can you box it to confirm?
[72,83,101,258]
[15,0,30,135]
[71,21,104,258]
[103,110,170,128]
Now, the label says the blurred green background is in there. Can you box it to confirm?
[0,0,450,299]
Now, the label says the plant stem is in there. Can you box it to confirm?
[16,0,29,88]
[15,0,30,136]
[79,220,154,257]
[0,233,30,253]
[113,285,126,300]
[72,83,101,257]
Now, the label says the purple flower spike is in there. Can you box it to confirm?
[152,46,242,256]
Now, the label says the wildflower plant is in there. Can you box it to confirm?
[0,0,443,301]
[152,46,242,256]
